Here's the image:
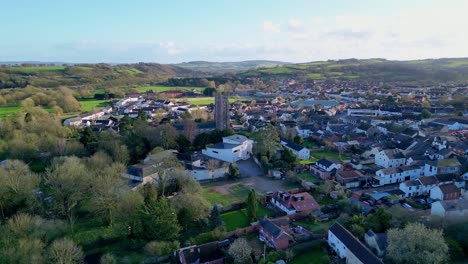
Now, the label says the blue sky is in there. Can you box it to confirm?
[1,0,467,63]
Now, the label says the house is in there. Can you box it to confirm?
[280,140,310,160]
[431,199,468,220]
[364,230,388,257]
[399,176,438,197]
[202,135,253,163]
[375,149,406,168]
[185,158,229,182]
[424,158,461,176]
[178,240,230,264]
[259,219,291,250]
[328,223,383,264]
[336,170,364,188]
[430,184,461,201]
[310,158,342,180]
[271,191,320,216]
[373,164,421,186]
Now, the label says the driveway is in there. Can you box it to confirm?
[237,158,264,177]
[235,158,289,193]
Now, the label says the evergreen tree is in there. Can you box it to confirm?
[139,197,180,240]
[246,190,258,222]
[209,205,222,229]
[227,163,240,179]
[80,127,98,147]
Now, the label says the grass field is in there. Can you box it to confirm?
[312,150,351,161]
[79,99,112,112]
[290,248,329,264]
[221,210,250,231]
[202,183,251,206]
[296,172,320,183]
[10,66,66,74]
[0,105,54,119]
[0,105,22,119]
[221,205,276,231]
[134,85,205,93]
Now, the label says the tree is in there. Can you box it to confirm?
[100,253,117,264]
[0,160,40,219]
[386,223,448,264]
[421,109,432,119]
[203,87,216,96]
[45,157,91,231]
[209,205,223,229]
[144,241,180,256]
[115,188,144,238]
[172,193,210,223]
[246,190,258,222]
[293,135,303,144]
[366,208,392,232]
[281,148,297,167]
[139,197,180,240]
[88,162,127,226]
[80,126,98,147]
[227,163,240,179]
[47,238,83,264]
[252,125,279,159]
[228,238,252,264]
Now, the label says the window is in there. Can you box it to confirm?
[212,151,219,154]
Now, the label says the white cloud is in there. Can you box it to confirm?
[261,21,280,33]
[287,19,304,32]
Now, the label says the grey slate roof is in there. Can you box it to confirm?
[329,223,383,264]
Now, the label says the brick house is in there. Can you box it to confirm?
[259,219,291,250]
[178,240,230,264]
[271,191,320,216]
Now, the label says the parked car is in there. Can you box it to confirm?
[417,199,426,204]
[402,203,414,211]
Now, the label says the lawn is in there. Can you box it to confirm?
[308,73,324,79]
[221,205,276,231]
[134,85,205,93]
[295,220,334,234]
[202,183,251,206]
[311,150,351,161]
[290,248,329,264]
[221,210,250,231]
[296,172,320,184]
[79,99,112,112]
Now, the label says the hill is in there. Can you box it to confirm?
[235,58,468,83]
[0,63,200,89]
[173,60,290,73]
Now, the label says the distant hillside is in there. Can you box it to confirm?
[235,58,468,83]
[0,63,200,89]
[174,60,290,73]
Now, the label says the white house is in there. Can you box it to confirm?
[375,149,406,168]
[280,140,310,160]
[374,164,421,186]
[424,158,461,176]
[399,176,438,197]
[328,223,383,264]
[431,199,468,220]
[202,135,253,163]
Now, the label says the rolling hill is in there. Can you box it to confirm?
[235,58,468,83]
[173,60,290,73]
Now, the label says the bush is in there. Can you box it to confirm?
[190,228,226,245]
[144,241,180,256]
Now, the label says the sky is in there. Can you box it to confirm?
[1,0,468,63]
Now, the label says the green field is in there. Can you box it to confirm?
[202,183,251,206]
[221,205,276,231]
[9,66,66,74]
[0,105,54,119]
[221,210,250,231]
[296,172,320,183]
[290,249,329,264]
[134,85,205,93]
[312,150,351,161]
[0,105,22,119]
[79,99,112,112]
